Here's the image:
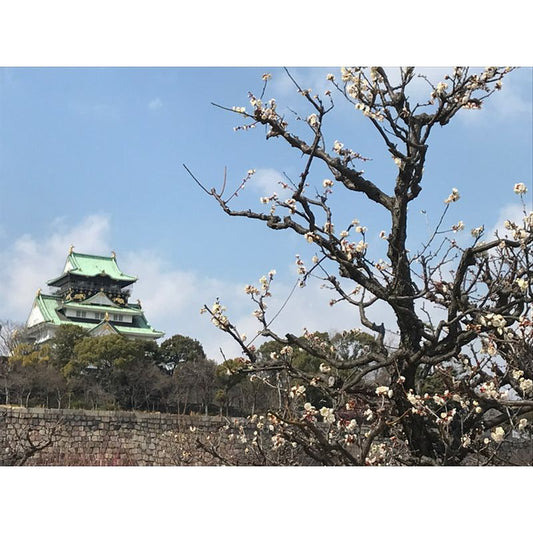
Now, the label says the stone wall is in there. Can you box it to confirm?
[0,406,247,466]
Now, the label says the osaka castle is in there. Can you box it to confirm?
[25,248,164,344]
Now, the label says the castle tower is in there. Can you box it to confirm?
[24,248,164,343]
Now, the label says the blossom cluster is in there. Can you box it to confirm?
[289,384,306,399]
[452,220,465,232]
[376,385,393,399]
[354,102,385,122]
[478,380,509,401]
[331,139,367,163]
[295,255,306,276]
[430,82,448,101]
[340,238,367,261]
[471,225,484,238]
[490,426,505,443]
[444,188,460,204]
[204,299,229,330]
[301,328,336,356]
[365,443,390,466]
[406,388,477,428]
[512,370,533,396]
[504,218,530,241]
[248,92,288,137]
[269,345,294,362]
[479,312,507,335]
[446,67,510,110]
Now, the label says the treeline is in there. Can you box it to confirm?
[0,324,381,416]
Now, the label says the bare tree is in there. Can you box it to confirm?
[188,67,532,465]
[0,320,23,358]
[0,408,59,466]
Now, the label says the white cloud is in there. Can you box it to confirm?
[488,202,529,238]
[148,97,163,111]
[121,250,247,356]
[0,214,112,320]
[1,212,402,361]
[248,167,290,200]
[119,250,382,360]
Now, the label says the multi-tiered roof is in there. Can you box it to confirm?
[25,249,164,343]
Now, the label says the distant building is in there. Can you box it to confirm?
[24,248,164,343]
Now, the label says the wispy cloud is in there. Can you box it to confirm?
[488,202,529,238]
[474,69,532,121]
[148,97,163,111]
[247,167,290,200]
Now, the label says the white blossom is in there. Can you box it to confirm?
[375,386,391,397]
[244,284,260,295]
[479,313,506,335]
[519,378,533,395]
[436,82,448,94]
[319,363,331,374]
[289,385,306,398]
[471,225,484,238]
[304,402,316,413]
[323,222,334,234]
[452,221,465,232]
[319,407,335,424]
[491,426,505,443]
[444,188,460,204]
[333,140,344,153]
[517,278,529,291]
[363,408,373,421]
[514,182,527,195]
[307,114,320,128]
[280,345,294,357]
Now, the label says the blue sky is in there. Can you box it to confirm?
[1,66,532,358]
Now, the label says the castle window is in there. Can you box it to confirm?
[76,310,87,318]
[113,314,123,322]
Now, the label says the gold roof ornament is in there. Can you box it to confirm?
[69,244,74,254]
[111,250,116,259]
[36,288,41,296]
[104,312,110,322]
[137,299,142,308]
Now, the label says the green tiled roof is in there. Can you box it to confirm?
[48,252,137,285]
[37,294,64,325]
[32,293,163,339]
[60,301,143,316]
